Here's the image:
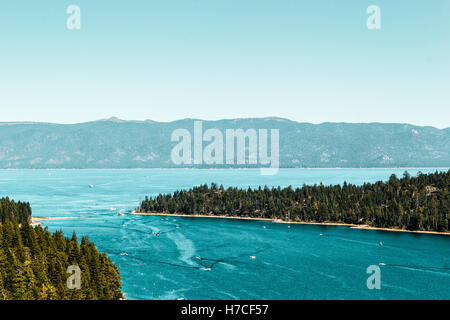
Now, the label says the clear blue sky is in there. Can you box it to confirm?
[0,0,449,127]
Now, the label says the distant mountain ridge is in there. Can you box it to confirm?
[0,117,448,168]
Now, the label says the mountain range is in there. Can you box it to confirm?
[0,117,448,168]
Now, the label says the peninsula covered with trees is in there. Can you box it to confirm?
[138,170,449,233]
[0,197,123,300]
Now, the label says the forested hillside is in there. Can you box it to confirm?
[0,198,123,300]
[139,170,450,232]
[1,118,449,168]
[0,197,31,224]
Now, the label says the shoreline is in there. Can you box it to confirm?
[131,211,450,236]
[31,216,88,226]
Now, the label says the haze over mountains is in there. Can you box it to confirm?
[0,117,448,169]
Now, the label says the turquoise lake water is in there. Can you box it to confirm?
[0,168,449,300]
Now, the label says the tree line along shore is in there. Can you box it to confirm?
[0,197,123,300]
[138,170,449,233]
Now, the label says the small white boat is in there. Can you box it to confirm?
[200,268,211,271]
[89,185,94,188]
[250,256,256,259]
[195,256,202,260]
[120,253,128,256]
[379,242,383,246]
[379,262,386,266]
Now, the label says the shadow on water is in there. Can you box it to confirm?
[194,245,273,269]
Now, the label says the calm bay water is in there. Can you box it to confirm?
[0,168,449,300]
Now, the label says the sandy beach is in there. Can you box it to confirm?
[131,211,450,236]
[31,216,88,226]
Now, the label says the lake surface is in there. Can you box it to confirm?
[0,168,449,299]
